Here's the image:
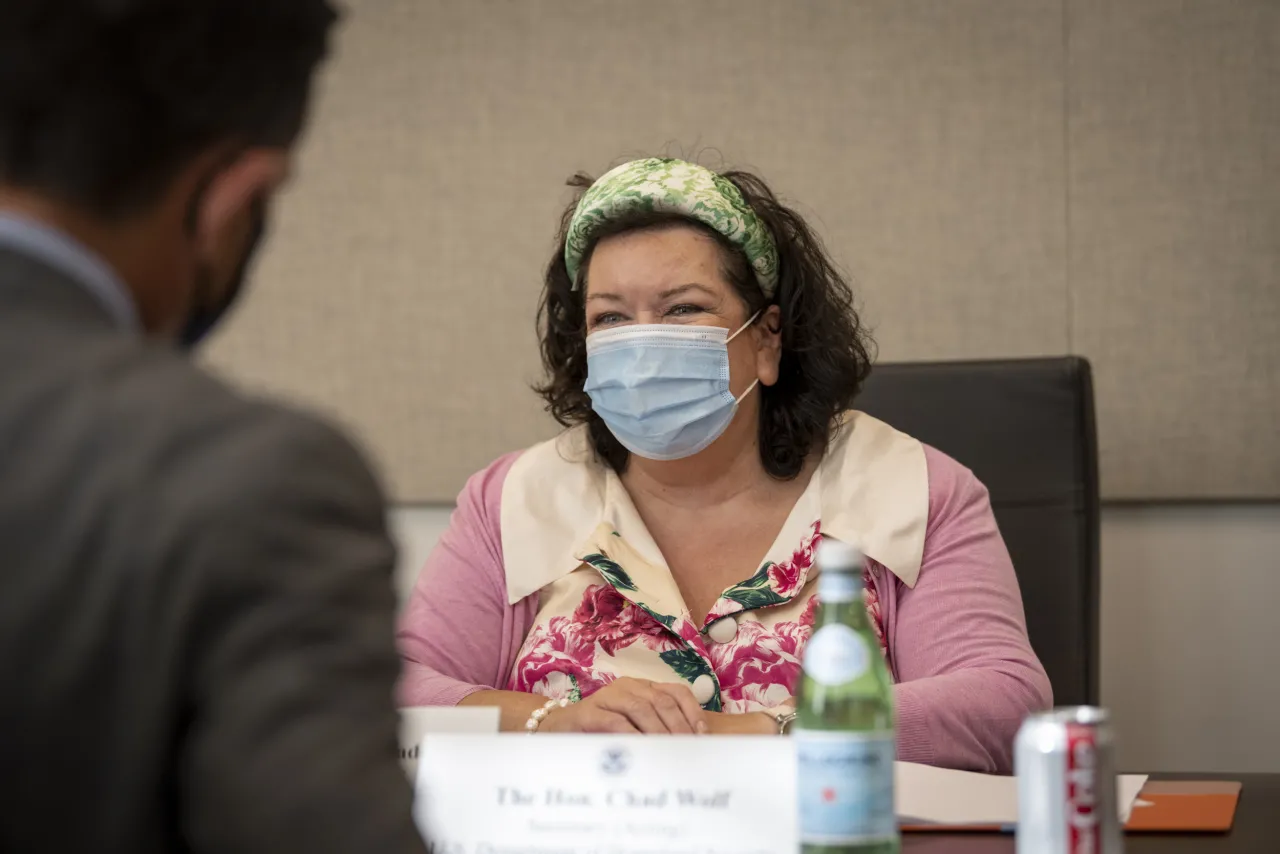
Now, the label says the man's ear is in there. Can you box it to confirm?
[192,149,287,252]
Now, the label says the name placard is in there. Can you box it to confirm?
[399,707,500,779]
[414,735,796,854]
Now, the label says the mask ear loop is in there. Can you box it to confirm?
[726,309,764,343]
[726,309,765,404]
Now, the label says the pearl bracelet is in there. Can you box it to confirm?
[524,697,572,733]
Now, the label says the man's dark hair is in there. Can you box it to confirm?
[0,0,339,217]
[536,166,876,481]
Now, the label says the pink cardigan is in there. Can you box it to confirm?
[397,446,1051,774]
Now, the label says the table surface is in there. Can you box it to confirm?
[902,774,1279,853]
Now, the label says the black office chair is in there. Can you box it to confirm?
[855,357,1100,707]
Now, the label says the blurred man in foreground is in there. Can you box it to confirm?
[0,2,427,852]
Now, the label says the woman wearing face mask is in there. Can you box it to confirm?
[398,159,1051,773]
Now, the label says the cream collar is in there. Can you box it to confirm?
[499,411,928,605]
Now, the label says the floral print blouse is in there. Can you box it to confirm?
[506,520,886,713]
[497,413,911,714]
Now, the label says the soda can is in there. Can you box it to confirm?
[1015,707,1123,854]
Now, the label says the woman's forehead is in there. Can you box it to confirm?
[584,226,729,299]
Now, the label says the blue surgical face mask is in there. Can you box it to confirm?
[584,312,761,461]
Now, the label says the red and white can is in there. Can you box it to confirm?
[1015,707,1123,854]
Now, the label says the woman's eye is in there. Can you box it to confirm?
[590,312,624,328]
[667,304,704,317]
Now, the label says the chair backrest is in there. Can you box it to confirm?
[855,357,1100,706]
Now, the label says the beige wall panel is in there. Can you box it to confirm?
[1100,504,1280,772]
[1068,0,1280,499]
[206,0,1068,501]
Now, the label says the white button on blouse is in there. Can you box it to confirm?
[706,615,739,644]
[691,673,717,705]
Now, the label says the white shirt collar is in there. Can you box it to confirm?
[0,213,139,332]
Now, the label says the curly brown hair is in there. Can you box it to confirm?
[535,166,875,480]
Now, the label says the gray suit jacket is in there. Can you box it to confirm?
[0,249,427,853]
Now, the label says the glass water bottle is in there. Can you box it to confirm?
[794,539,899,854]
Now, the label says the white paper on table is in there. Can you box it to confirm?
[415,735,797,854]
[895,761,1148,827]
[1117,776,1149,823]
[398,706,500,778]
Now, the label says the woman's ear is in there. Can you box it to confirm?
[755,304,783,387]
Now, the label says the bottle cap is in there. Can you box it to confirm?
[816,539,864,603]
[817,538,863,574]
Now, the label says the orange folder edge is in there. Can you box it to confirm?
[1125,781,1242,834]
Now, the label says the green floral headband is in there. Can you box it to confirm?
[564,158,780,297]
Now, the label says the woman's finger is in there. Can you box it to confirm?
[654,682,709,733]
[581,709,641,734]
[648,685,697,734]
[599,686,670,734]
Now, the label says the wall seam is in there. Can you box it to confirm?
[1061,0,1076,353]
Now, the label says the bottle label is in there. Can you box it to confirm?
[803,623,870,685]
[795,730,897,845]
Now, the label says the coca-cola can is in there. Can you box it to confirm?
[1015,707,1123,854]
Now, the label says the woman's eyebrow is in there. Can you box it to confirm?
[657,283,716,300]
[586,283,716,303]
